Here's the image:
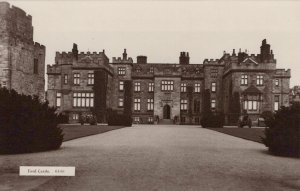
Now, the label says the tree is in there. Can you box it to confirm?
[202,89,211,114]
[262,103,300,157]
[187,86,193,124]
[0,88,67,154]
[229,91,241,125]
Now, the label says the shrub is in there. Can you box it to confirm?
[201,112,224,128]
[107,109,132,126]
[262,103,300,157]
[260,111,274,126]
[0,88,67,154]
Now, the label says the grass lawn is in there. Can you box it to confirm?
[59,124,126,141]
[207,127,266,143]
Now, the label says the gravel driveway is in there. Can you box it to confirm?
[1,125,300,191]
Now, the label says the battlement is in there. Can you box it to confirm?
[275,69,291,77]
[47,64,61,74]
[34,42,45,50]
[112,57,133,63]
[55,51,105,58]
[0,2,32,21]
[203,58,220,64]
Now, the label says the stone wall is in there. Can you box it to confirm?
[0,2,45,99]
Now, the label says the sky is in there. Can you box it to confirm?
[6,0,300,86]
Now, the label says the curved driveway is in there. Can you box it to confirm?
[1,125,300,191]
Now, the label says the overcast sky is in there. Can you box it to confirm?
[7,0,300,86]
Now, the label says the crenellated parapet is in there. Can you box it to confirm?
[112,49,133,64]
[34,42,45,50]
[47,64,61,75]
[0,2,33,41]
[112,57,133,64]
[203,58,222,65]
[54,44,109,65]
[274,69,291,78]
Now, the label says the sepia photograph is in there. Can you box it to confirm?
[0,0,300,190]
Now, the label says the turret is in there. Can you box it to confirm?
[179,52,190,65]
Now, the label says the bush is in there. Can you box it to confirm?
[107,109,132,126]
[262,103,300,157]
[201,112,224,128]
[0,88,67,154]
[260,111,274,126]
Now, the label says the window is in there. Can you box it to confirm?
[161,80,174,91]
[134,82,141,92]
[73,92,94,107]
[194,83,201,93]
[2,81,6,88]
[56,92,61,107]
[148,117,153,123]
[33,58,38,74]
[194,100,200,113]
[64,74,68,84]
[73,73,80,85]
[180,99,188,110]
[181,83,187,92]
[274,95,280,111]
[257,75,264,85]
[149,67,154,73]
[210,68,218,78]
[134,117,140,123]
[118,98,124,107]
[211,82,216,92]
[241,74,248,85]
[119,81,124,91]
[211,99,216,109]
[72,113,79,120]
[148,82,154,92]
[88,73,94,85]
[147,98,154,111]
[134,98,141,111]
[243,95,259,111]
[118,67,126,75]
[135,67,141,73]
[275,79,279,86]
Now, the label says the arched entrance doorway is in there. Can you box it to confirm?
[163,104,171,119]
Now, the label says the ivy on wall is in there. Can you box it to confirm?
[124,80,132,116]
[93,69,107,123]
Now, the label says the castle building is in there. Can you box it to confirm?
[47,39,290,125]
[0,2,45,99]
[290,86,300,104]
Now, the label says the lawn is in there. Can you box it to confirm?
[207,127,266,143]
[59,124,126,141]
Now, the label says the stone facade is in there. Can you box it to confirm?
[0,2,45,99]
[47,39,290,125]
[290,86,300,103]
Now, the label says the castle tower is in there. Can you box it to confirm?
[0,2,45,99]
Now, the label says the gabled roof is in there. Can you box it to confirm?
[242,57,259,65]
[242,85,262,94]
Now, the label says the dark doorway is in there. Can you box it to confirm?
[163,104,171,119]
